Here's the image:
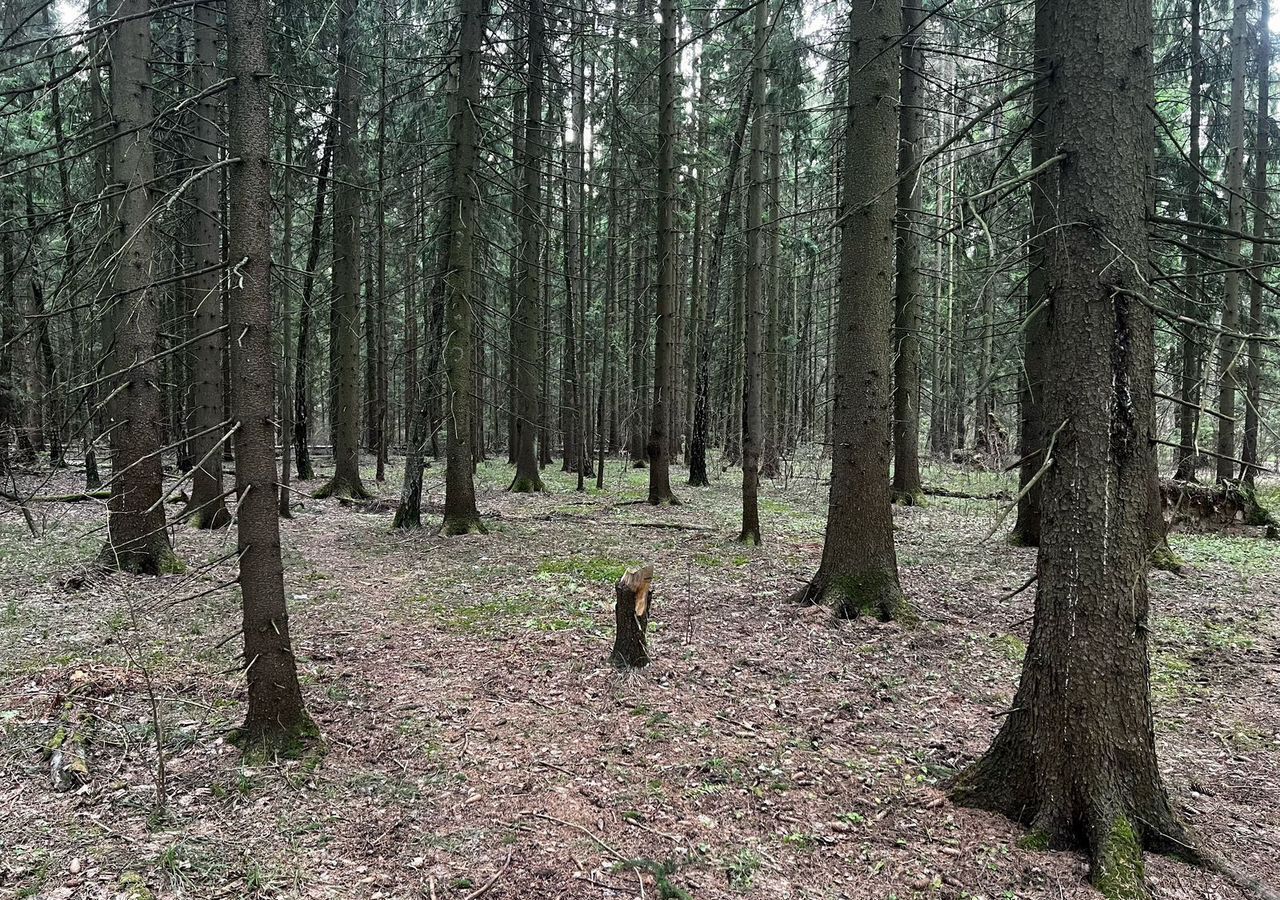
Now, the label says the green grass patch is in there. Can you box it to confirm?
[422,588,598,634]
[537,556,630,584]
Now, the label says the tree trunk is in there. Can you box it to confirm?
[440,0,487,534]
[891,0,924,505]
[295,113,337,482]
[226,0,313,750]
[279,89,296,518]
[1215,0,1248,484]
[791,0,910,623]
[1242,0,1270,491]
[646,0,679,504]
[739,0,768,544]
[1174,0,1204,483]
[688,87,753,486]
[1011,4,1053,547]
[317,0,370,500]
[510,0,546,492]
[182,0,231,529]
[952,4,1194,895]
[100,0,178,575]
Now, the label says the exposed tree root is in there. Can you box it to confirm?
[314,476,372,501]
[953,744,1280,900]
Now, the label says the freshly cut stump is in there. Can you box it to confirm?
[610,565,654,668]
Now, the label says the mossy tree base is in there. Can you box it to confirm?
[1149,542,1184,574]
[185,504,232,530]
[791,572,918,625]
[231,714,323,764]
[508,474,545,493]
[99,541,184,577]
[314,477,372,501]
[891,489,925,507]
[439,515,487,537]
[952,744,1206,900]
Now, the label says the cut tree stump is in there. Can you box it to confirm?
[610,565,655,669]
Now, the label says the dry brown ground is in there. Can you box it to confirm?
[1,455,1277,900]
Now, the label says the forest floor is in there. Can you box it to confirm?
[1,453,1278,900]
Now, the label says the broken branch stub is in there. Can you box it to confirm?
[610,565,655,668]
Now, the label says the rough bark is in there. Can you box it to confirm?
[952,4,1194,896]
[1011,2,1053,547]
[1174,0,1204,483]
[609,565,654,669]
[791,0,911,623]
[510,0,546,493]
[226,0,313,751]
[441,0,487,534]
[100,0,178,575]
[182,0,231,530]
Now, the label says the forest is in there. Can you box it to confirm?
[1,0,1279,897]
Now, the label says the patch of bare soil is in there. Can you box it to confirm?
[1,457,1276,900]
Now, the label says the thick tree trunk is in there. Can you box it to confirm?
[100,0,178,575]
[953,4,1194,895]
[226,0,313,750]
[510,0,546,493]
[440,0,487,534]
[891,0,924,505]
[317,0,370,501]
[792,1,909,622]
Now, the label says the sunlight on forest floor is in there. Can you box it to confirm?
[1,457,1277,899]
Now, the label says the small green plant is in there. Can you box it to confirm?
[726,849,761,890]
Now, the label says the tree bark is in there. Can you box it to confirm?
[739,0,769,544]
[100,0,178,575]
[1011,2,1053,547]
[440,0,487,534]
[610,565,654,669]
[182,0,231,529]
[645,0,678,506]
[891,0,924,505]
[293,114,336,483]
[688,87,753,486]
[317,0,370,500]
[952,4,1194,895]
[1174,0,1204,483]
[227,0,313,750]
[510,0,546,493]
[1215,0,1248,484]
[791,0,910,623]
[1241,0,1270,491]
